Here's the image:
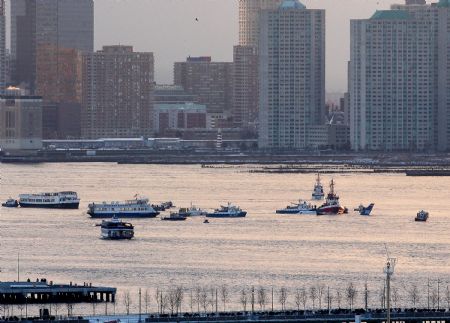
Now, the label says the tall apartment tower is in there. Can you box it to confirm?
[232,45,258,128]
[350,0,450,151]
[174,57,233,115]
[258,0,326,148]
[11,0,94,92]
[239,0,283,48]
[0,0,5,91]
[82,46,154,139]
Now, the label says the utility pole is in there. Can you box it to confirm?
[384,245,396,323]
[139,288,142,322]
[215,288,218,315]
[271,287,274,311]
[327,286,330,314]
[437,279,441,310]
[251,287,254,314]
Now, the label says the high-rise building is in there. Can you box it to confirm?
[174,57,233,116]
[239,0,283,48]
[258,0,326,149]
[349,0,450,151]
[232,45,258,129]
[81,46,154,139]
[11,0,94,92]
[0,0,5,91]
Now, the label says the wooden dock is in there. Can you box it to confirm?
[0,279,116,304]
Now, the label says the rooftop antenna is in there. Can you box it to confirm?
[383,244,396,323]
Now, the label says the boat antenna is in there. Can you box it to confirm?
[383,244,396,323]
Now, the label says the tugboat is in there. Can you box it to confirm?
[276,200,317,215]
[206,203,247,218]
[161,212,187,221]
[2,198,19,208]
[355,203,375,216]
[99,217,134,240]
[19,192,80,209]
[415,210,429,222]
[317,180,347,215]
[87,196,159,218]
[178,204,207,217]
[312,173,325,200]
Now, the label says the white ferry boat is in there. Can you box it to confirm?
[19,192,80,209]
[100,217,134,240]
[276,200,317,215]
[206,203,247,218]
[87,196,159,218]
[312,173,325,200]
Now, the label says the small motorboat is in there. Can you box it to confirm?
[161,212,187,221]
[354,203,375,216]
[203,219,210,224]
[2,198,19,208]
[415,210,429,222]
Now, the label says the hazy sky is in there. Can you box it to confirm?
[41,1,435,92]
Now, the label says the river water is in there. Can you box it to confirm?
[0,163,449,314]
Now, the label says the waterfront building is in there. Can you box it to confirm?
[258,0,326,149]
[81,46,154,139]
[154,103,207,135]
[349,0,450,151]
[174,57,233,116]
[232,45,259,129]
[0,87,42,151]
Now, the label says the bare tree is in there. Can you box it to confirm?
[363,281,369,311]
[168,288,177,315]
[200,288,209,313]
[294,289,301,311]
[345,282,357,310]
[317,284,325,309]
[326,287,333,312]
[155,288,161,314]
[195,286,201,314]
[309,286,317,309]
[257,287,268,310]
[220,285,229,312]
[408,284,419,307]
[378,285,386,309]
[445,285,450,310]
[17,304,25,319]
[122,290,132,315]
[278,287,288,311]
[175,287,184,314]
[240,289,248,312]
[144,289,150,314]
[161,293,169,314]
[431,288,438,309]
[209,287,215,313]
[250,286,255,312]
[335,289,342,309]
[392,286,400,308]
[300,288,308,310]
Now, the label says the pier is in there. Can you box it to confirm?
[0,279,116,304]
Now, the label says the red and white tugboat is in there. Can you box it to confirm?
[317,179,347,215]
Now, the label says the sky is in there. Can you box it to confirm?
[8,0,431,93]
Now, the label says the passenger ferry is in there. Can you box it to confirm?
[87,196,159,218]
[276,200,317,215]
[312,173,325,200]
[206,203,247,218]
[19,192,80,209]
[317,180,347,215]
[100,217,134,240]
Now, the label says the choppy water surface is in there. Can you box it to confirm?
[0,163,449,313]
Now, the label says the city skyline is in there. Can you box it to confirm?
[2,0,436,92]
